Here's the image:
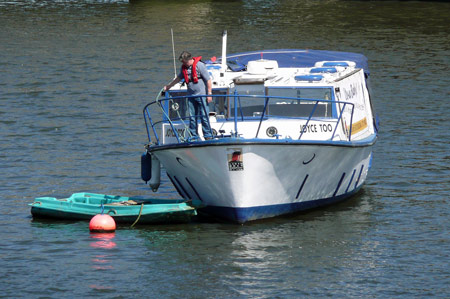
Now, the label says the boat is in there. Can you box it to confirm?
[142,32,378,223]
[30,192,198,224]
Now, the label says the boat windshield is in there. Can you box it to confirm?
[267,87,333,117]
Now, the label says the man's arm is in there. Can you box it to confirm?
[164,77,182,92]
[197,62,213,103]
[206,79,212,103]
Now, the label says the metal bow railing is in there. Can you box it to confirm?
[143,92,355,145]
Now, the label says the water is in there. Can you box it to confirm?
[1,0,449,297]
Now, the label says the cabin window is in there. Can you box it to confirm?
[266,87,333,117]
[209,89,229,118]
[230,86,266,118]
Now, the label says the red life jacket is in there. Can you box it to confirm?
[182,56,202,84]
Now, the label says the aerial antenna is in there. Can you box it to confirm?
[171,28,177,78]
[221,30,227,76]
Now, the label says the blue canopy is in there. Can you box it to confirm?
[220,49,369,75]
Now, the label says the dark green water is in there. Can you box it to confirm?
[1,0,449,297]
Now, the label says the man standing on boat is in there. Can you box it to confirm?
[164,51,213,140]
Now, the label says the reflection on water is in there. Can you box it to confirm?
[91,255,114,270]
[222,195,378,297]
[89,232,117,249]
[118,194,382,297]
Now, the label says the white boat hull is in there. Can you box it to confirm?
[143,49,379,223]
[151,139,374,223]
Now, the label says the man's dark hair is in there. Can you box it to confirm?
[179,51,192,62]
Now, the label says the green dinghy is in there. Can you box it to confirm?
[30,192,198,224]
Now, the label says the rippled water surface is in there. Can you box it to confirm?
[1,0,449,297]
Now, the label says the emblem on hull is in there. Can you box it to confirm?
[228,149,244,171]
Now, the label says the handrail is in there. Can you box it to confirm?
[143,93,214,144]
[143,104,160,144]
[143,93,355,145]
[349,104,355,141]
[234,91,238,136]
[255,95,270,138]
[331,102,347,141]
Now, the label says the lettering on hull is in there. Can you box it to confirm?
[165,128,185,138]
[300,123,333,134]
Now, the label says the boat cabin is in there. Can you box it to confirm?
[145,52,376,145]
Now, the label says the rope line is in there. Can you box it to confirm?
[130,203,144,228]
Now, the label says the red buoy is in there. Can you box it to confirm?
[89,214,116,233]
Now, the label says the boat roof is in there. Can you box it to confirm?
[219,49,370,75]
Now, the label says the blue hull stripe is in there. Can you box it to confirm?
[173,176,191,200]
[355,165,364,189]
[200,187,362,223]
[167,174,188,199]
[185,177,203,202]
[295,174,309,199]
[333,173,346,197]
[346,169,357,193]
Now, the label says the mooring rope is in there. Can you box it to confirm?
[130,203,144,228]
